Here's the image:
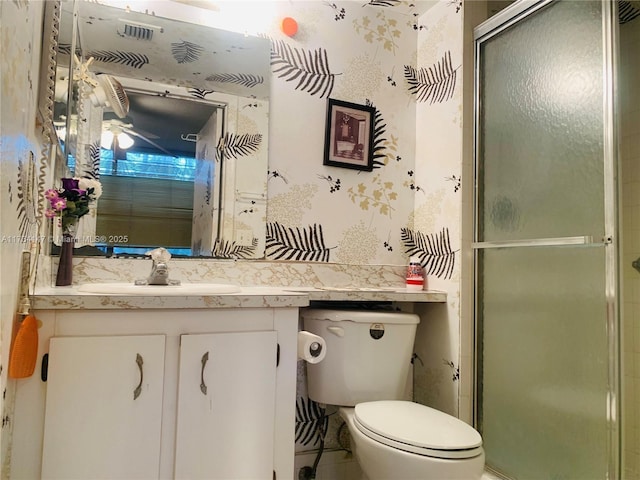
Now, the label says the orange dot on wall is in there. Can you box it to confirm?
[281,17,298,37]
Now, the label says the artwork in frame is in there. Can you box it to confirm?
[323,98,375,171]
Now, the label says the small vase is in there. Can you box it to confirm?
[55,221,77,287]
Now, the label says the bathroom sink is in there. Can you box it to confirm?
[77,282,241,295]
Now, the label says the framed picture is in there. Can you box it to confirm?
[323,98,375,171]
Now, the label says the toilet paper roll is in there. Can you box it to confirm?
[297,331,326,364]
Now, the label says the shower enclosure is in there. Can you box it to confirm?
[472,1,632,478]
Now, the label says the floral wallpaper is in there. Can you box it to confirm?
[412,0,464,417]
[263,0,462,271]
[0,1,48,477]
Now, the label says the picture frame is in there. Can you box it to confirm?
[323,98,375,171]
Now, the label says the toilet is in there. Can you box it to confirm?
[302,308,485,480]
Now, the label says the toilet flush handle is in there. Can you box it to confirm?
[326,326,344,337]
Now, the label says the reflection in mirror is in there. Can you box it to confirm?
[51,2,77,163]
[48,0,270,259]
[95,83,222,257]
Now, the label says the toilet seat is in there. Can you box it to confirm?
[353,401,483,460]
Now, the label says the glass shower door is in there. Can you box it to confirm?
[474,1,619,479]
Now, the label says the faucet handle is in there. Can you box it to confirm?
[146,247,171,264]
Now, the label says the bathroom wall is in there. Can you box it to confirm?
[0,1,46,477]
[261,0,460,283]
[412,0,464,417]
[620,14,640,480]
[264,0,420,264]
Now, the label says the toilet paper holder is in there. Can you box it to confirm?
[297,331,327,364]
[308,341,323,358]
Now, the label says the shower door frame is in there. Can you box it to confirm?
[472,1,621,478]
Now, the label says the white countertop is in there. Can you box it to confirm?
[31,285,447,310]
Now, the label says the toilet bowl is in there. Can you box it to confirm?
[301,308,485,480]
[340,402,484,480]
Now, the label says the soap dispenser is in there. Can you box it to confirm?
[405,256,424,291]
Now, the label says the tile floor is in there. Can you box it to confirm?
[295,449,502,480]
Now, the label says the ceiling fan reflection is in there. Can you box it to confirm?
[101,118,177,158]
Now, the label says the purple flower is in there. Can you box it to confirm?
[44,177,102,224]
[61,178,79,191]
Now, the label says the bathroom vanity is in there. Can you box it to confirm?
[10,286,445,479]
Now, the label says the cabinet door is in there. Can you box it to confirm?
[175,331,277,479]
[41,335,166,479]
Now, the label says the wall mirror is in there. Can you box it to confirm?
[48,0,270,259]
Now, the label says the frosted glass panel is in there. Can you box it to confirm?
[476,2,616,477]
[479,0,605,242]
[479,246,609,479]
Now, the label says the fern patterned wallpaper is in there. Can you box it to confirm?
[266,1,438,267]
[412,0,463,422]
[0,0,47,475]
[0,0,464,467]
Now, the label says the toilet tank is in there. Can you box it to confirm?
[302,308,420,406]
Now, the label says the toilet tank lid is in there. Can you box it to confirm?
[355,401,482,451]
[302,309,419,325]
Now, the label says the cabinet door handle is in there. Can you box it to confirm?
[134,353,143,400]
[200,351,209,395]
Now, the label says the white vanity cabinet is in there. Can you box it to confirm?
[174,331,277,479]
[41,335,167,479]
[12,306,299,480]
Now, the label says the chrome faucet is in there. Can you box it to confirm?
[148,259,170,285]
[136,247,181,286]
